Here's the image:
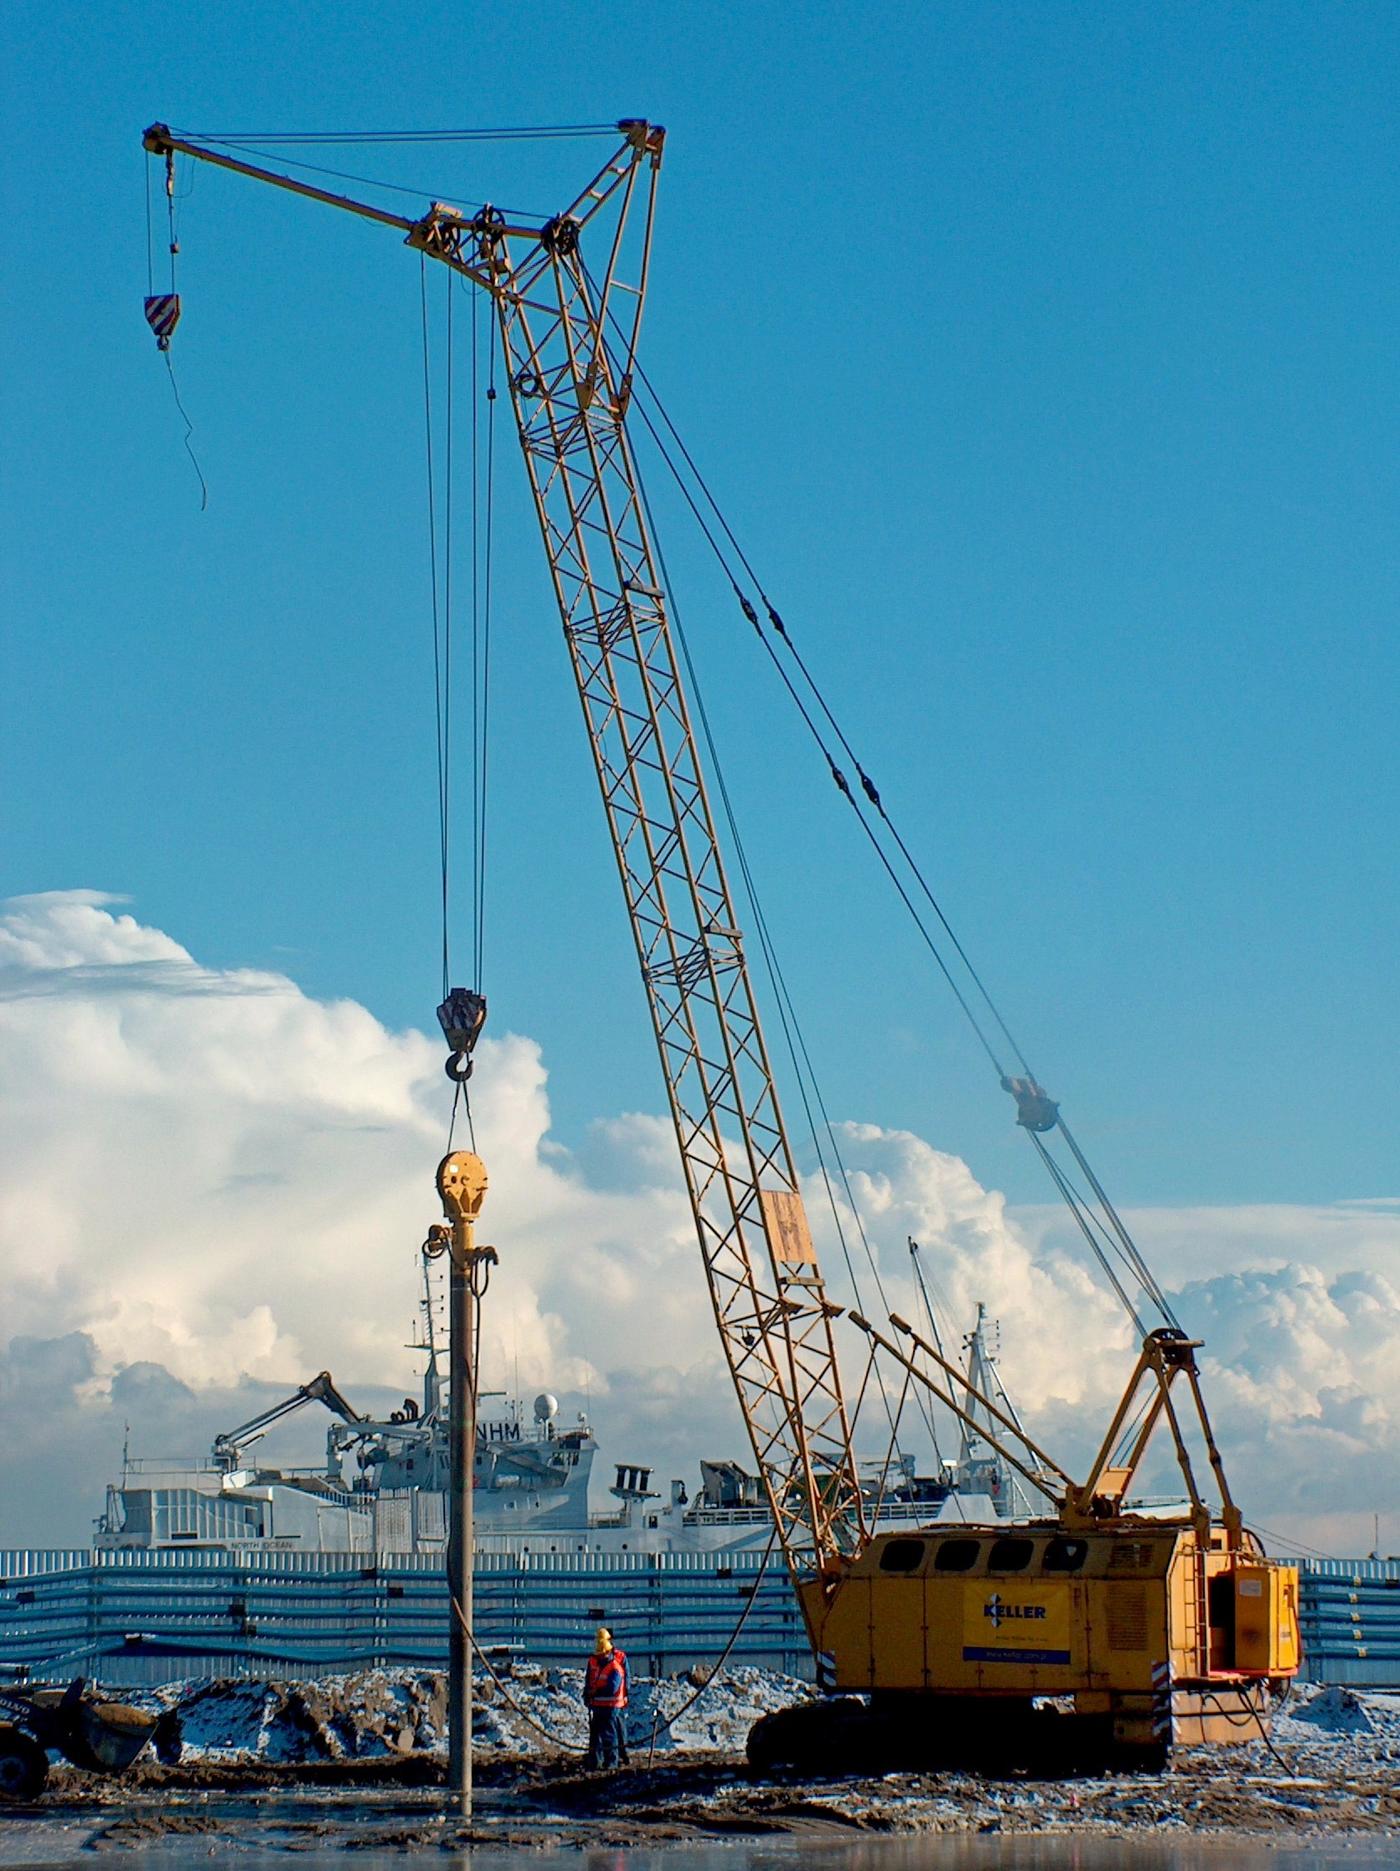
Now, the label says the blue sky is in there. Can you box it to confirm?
[5,0,1397,1214]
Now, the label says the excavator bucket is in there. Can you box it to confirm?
[74,1700,161,1773]
[7,1680,175,1778]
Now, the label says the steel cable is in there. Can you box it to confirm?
[475,295,498,984]
[180,124,621,143]
[448,1526,779,1764]
[420,259,451,1001]
[622,344,1036,1081]
[613,329,1178,1338]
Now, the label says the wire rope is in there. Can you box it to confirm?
[469,283,481,986]
[145,148,208,510]
[1057,1116,1178,1325]
[609,284,962,1474]
[162,354,208,512]
[604,303,1037,1080]
[448,1524,779,1763]
[641,1529,779,1762]
[1247,1522,1336,1562]
[755,918,949,1470]
[1109,1390,1158,1473]
[178,138,536,219]
[1027,1132,1147,1336]
[179,124,622,144]
[612,324,1179,1339]
[476,296,498,983]
[444,268,456,994]
[420,258,451,1001]
[616,355,1011,1079]
[167,136,565,224]
[906,1243,951,1471]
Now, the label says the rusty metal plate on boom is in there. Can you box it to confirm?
[759,1188,817,1266]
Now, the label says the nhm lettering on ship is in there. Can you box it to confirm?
[962,1589,1072,1666]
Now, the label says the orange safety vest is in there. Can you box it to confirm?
[584,1646,628,1708]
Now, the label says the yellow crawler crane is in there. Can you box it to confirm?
[140,118,1299,1773]
[764,1319,1301,1770]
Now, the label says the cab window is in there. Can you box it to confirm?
[878,1538,926,1573]
[988,1536,1034,1572]
[934,1539,981,1572]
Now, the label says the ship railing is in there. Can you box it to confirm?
[119,1457,211,1474]
[679,1498,936,1529]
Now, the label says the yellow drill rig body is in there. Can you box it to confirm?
[797,1517,1299,1764]
[762,1320,1301,1768]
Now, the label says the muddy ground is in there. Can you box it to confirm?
[1,1673,1395,1852]
[4,1735,1398,1852]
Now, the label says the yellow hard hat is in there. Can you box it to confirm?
[594,1626,613,1653]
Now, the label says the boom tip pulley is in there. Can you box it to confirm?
[617,119,666,155]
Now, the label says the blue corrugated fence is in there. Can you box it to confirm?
[0,1548,807,1686]
[2,1549,1395,1689]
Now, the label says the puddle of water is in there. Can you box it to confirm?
[2,1821,1396,1870]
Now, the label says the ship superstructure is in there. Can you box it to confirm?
[96,1258,1032,1560]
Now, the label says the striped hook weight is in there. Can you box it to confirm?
[144,294,181,350]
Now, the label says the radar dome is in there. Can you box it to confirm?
[533,1392,559,1423]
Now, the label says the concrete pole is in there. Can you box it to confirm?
[437,1150,490,1821]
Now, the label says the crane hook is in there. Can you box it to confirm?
[438,987,487,1082]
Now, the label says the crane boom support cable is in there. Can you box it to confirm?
[614,329,1177,1335]
[614,349,1010,1080]
[1029,1129,1171,1333]
[602,312,1039,1083]
[180,124,623,143]
[1027,1133,1148,1336]
[620,314,1168,1350]
[1056,1115,1178,1326]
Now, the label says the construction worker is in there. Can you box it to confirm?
[582,1625,628,1770]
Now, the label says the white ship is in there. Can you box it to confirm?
[98,1244,1035,1559]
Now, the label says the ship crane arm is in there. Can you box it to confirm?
[212,1371,365,1471]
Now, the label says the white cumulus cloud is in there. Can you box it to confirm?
[0,891,1394,1557]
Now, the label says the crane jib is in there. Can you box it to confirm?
[142,118,866,1587]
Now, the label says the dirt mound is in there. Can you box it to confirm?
[145,1662,812,1763]
[167,1670,448,1762]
